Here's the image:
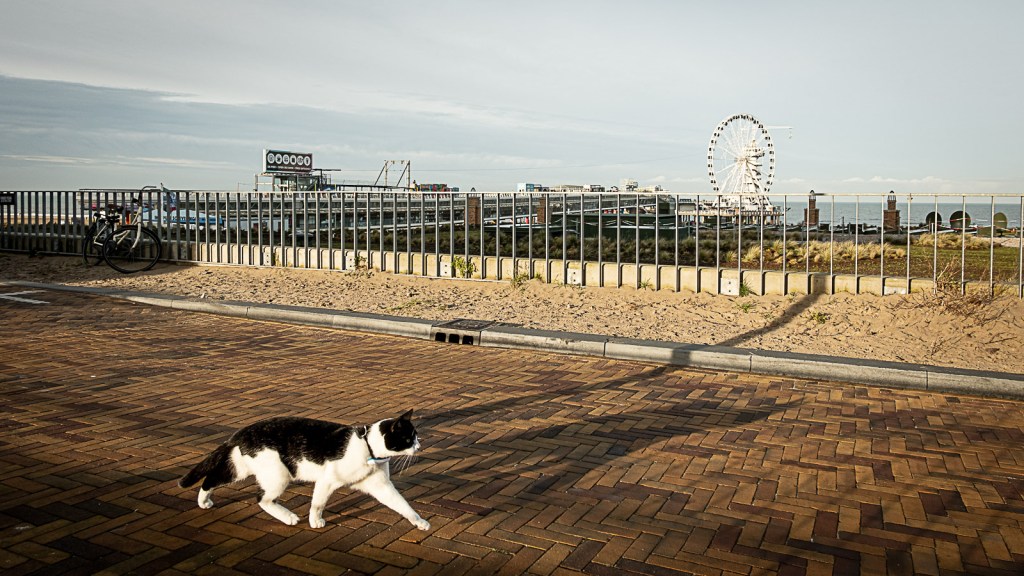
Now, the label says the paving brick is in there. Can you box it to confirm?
[2,288,1024,574]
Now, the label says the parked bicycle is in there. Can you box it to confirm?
[82,189,162,273]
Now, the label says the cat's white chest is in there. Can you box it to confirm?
[328,455,385,485]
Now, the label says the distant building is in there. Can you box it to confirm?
[516,183,550,193]
[414,183,460,192]
[883,191,901,232]
[551,184,585,193]
[804,192,820,227]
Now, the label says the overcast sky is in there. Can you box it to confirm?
[1,0,1021,195]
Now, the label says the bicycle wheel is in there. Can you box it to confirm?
[82,223,105,266]
[103,226,162,273]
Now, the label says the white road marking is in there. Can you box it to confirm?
[0,290,49,304]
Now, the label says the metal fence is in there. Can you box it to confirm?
[1,188,1022,298]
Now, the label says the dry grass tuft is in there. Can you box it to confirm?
[915,233,990,250]
[895,260,1006,319]
[742,240,906,267]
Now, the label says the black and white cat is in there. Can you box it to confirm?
[178,410,429,530]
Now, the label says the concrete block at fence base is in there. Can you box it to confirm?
[565,266,583,286]
[495,257,517,281]
[859,276,884,295]
[809,273,832,294]
[618,264,638,288]
[740,270,764,296]
[883,278,909,295]
[638,264,657,290]
[513,258,539,281]
[657,265,678,292]
[909,278,935,294]
[480,325,607,356]
[480,256,498,280]
[425,253,442,277]
[926,367,1024,399]
[330,249,345,270]
[761,271,786,296]
[604,338,752,372]
[833,274,859,294]
[786,272,811,295]
[679,268,700,293]
[719,271,740,296]
[699,268,719,294]
[750,349,929,390]
[332,310,434,340]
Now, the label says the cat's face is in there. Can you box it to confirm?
[381,410,420,456]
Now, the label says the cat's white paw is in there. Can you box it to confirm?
[284,512,300,526]
[198,491,214,509]
[411,517,430,531]
[310,516,326,529]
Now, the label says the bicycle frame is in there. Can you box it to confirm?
[87,195,146,254]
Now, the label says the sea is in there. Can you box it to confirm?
[767,199,1023,229]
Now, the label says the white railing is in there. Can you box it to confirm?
[1,189,1022,297]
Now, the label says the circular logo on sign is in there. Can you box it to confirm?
[275,154,283,164]
[303,156,311,166]
[266,152,274,163]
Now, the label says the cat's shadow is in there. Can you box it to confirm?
[402,365,798,508]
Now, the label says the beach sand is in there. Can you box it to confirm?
[2,252,1022,374]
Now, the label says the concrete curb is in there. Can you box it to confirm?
[749,349,930,391]
[605,338,754,374]
[6,280,1024,399]
[480,325,607,357]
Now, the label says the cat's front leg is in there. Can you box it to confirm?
[308,479,340,529]
[356,475,430,531]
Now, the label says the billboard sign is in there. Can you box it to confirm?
[263,149,313,174]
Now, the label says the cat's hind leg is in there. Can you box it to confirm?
[251,452,300,526]
[197,447,244,509]
[198,488,215,509]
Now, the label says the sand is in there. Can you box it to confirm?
[2,252,1023,374]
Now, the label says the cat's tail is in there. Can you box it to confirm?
[178,444,233,488]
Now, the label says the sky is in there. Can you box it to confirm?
[0,0,1022,196]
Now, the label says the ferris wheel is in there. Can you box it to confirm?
[708,114,775,197]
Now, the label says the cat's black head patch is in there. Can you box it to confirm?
[381,410,419,453]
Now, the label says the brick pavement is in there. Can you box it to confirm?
[1,287,1024,575]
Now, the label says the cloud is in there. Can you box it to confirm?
[0,153,240,171]
[648,175,706,184]
[841,175,949,186]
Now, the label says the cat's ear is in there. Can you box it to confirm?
[399,409,414,421]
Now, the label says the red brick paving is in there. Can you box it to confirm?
[1,287,1024,575]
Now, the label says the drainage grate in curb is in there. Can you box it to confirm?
[430,319,496,345]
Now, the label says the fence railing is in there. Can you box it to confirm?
[2,189,1022,298]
